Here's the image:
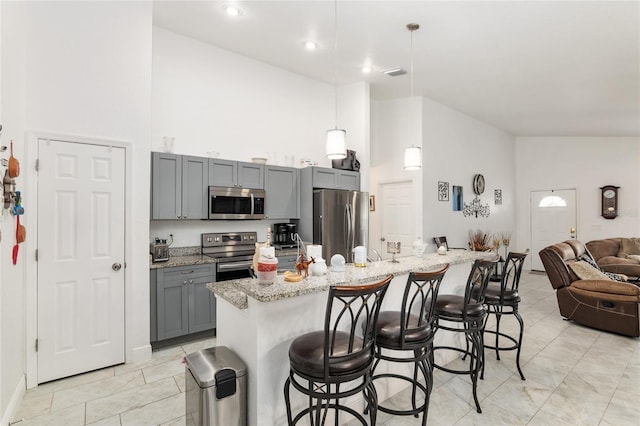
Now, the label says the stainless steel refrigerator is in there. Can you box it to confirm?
[313,189,369,264]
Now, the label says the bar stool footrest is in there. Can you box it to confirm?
[483,329,519,351]
[372,372,428,417]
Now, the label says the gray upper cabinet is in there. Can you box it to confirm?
[151,152,208,220]
[209,159,264,189]
[304,167,360,190]
[182,156,209,219]
[337,170,360,191]
[265,165,299,219]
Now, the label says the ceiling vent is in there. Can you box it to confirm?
[382,67,407,77]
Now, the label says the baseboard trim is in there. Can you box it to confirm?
[1,374,25,426]
[128,344,152,364]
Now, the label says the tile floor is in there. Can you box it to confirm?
[11,272,640,425]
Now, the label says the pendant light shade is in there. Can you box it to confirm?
[403,23,422,171]
[326,128,347,159]
[404,145,422,170]
[325,0,347,160]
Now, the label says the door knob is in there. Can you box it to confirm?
[380,237,386,242]
[112,263,122,271]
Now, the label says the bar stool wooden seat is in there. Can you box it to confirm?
[369,265,449,426]
[283,275,393,426]
[432,258,498,413]
[477,251,528,380]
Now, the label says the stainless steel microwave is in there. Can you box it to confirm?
[208,186,265,220]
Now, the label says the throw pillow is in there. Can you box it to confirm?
[617,238,640,258]
[569,260,612,281]
[580,255,626,281]
[627,254,640,264]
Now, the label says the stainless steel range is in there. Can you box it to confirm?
[201,232,257,281]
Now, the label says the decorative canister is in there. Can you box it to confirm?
[309,258,327,276]
[256,247,278,285]
[353,246,367,267]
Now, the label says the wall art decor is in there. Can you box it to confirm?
[452,185,463,211]
[494,189,502,205]
[438,181,449,201]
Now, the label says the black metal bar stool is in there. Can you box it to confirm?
[369,265,449,426]
[432,258,497,413]
[283,275,393,426]
[480,251,528,380]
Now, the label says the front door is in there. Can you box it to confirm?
[530,189,577,271]
[37,139,126,383]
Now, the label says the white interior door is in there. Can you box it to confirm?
[530,189,577,271]
[379,181,414,259]
[37,139,125,383]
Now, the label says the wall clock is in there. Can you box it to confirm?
[473,174,485,195]
[600,185,619,219]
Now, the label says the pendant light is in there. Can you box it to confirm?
[404,23,422,170]
[326,0,347,160]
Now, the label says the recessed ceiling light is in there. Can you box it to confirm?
[304,41,319,51]
[361,66,372,74]
[222,4,242,16]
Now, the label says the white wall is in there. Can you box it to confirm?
[150,27,370,247]
[370,96,516,256]
[1,2,153,419]
[370,97,423,256]
[515,137,640,257]
[422,97,517,250]
[1,1,27,421]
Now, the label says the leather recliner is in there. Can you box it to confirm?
[539,240,640,337]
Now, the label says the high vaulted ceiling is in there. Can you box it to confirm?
[153,1,640,137]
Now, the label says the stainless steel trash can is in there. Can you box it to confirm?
[185,346,247,426]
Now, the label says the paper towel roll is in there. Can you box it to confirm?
[307,245,323,259]
[260,246,275,258]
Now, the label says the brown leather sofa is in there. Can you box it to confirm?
[586,238,640,280]
[539,240,640,337]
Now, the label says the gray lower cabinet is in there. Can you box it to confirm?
[265,165,299,219]
[209,159,264,189]
[151,152,208,220]
[152,264,216,342]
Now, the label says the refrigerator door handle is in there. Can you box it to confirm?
[344,204,350,256]
[346,203,354,259]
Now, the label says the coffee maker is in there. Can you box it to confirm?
[273,223,296,246]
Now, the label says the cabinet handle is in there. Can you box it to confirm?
[183,215,187,219]
[181,270,195,275]
[189,280,194,284]
[183,280,187,285]
[177,215,181,219]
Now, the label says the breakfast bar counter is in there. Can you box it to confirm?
[208,250,493,426]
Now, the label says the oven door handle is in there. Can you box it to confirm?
[218,261,253,272]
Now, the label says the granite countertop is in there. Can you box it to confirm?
[149,254,218,270]
[149,246,218,269]
[210,250,495,310]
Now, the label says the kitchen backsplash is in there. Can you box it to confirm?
[169,246,200,256]
[150,218,292,248]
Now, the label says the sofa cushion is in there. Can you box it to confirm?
[617,238,640,258]
[569,260,611,281]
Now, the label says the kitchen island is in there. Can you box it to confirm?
[208,250,494,426]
